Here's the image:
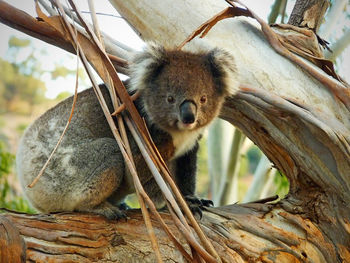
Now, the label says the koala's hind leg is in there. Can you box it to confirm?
[68,138,126,219]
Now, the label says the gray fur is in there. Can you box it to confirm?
[17,45,237,219]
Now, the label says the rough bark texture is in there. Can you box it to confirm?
[0,215,26,263]
[1,0,349,262]
[288,0,329,31]
[3,204,347,263]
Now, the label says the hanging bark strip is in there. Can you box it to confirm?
[177,6,253,49]
[64,0,221,261]
[87,1,162,261]
[28,47,80,188]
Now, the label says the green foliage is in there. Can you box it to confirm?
[51,65,75,80]
[0,57,46,114]
[1,36,87,114]
[16,123,28,135]
[274,171,289,198]
[268,0,288,24]
[0,141,35,213]
[8,36,30,48]
[238,154,248,178]
[51,65,86,81]
[55,91,73,101]
[197,137,209,196]
[0,142,13,175]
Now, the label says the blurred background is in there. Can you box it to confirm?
[0,0,349,213]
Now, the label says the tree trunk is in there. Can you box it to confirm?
[288,0,329,31]
[1,0,349,262]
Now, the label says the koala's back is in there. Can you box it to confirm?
[17,85,173,214]
[16,86,119,212]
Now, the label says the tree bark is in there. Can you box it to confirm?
[288,0,329,31]
[2,203,347,263]
[0,215,26,263]
[1,0,349,262]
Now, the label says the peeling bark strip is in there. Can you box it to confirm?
[288,0,329,31]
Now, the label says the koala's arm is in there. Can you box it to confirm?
[174,142,199,197]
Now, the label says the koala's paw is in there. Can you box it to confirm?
[88,202,128,221]
[117,202,131,211]
[103,207,127,221]
[184,195,214,219]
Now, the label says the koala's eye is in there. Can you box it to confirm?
[167,96,175,104]
[200,95,207,104]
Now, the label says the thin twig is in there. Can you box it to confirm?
[45,0,134,53]
[125,117,221,262]
[167,204,217,263]
[80,10,123,19]
[28,46,80,188]
[111,91,140,116]
[247,195,279,204]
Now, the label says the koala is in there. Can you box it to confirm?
[16,44,237,219]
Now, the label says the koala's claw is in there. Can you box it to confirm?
[200,199,214,207]
[184,195,213,219]
[87,202,128,221]
[190,205,203,219]
[110,209,127,221]
[117,202,131,211]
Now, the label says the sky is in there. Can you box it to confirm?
[0,0,349,98]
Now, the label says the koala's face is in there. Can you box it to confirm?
[131,45,237,133]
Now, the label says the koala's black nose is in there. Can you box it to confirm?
[180,100,197,124]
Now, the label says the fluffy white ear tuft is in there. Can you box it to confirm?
[128,43,167,92]
[206,48,239,96]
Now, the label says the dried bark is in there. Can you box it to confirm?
[0,215,26,263]
[288,0,329,31]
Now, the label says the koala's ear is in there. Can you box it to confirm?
[205,48,238,96]
[129,43,168,91]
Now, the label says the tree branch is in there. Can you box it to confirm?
[1,206,344,262]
